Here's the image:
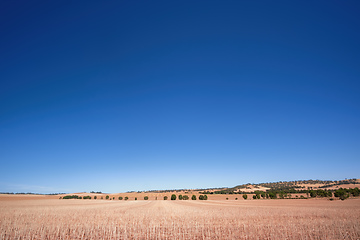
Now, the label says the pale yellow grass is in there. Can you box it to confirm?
[1,198,359,239]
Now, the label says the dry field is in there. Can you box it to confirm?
[1,196,359,239]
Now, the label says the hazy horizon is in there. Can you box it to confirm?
[1,1,359,194]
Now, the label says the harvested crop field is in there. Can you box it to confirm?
[1,196,359,239]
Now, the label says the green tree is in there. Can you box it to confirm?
[135,197,137,200]
[268,192,277,199]
[94,196,97,199]
[243,194,248,200]
[178,195,183,200]
[119,196,123,200]
[164,196,168,200]
[171,194,176,200]
[182,195,189,200]
[204,195,208,200]
[106,195,109,200]
[144,196,148,200]
[125,196,128,200]
[192,195,196,200]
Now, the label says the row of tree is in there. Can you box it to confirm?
[61,194,209,200]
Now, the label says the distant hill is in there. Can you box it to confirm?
[142,178,359,194]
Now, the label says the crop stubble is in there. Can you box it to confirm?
[0,198,359,239]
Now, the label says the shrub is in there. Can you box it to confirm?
[268,192,277,199]
[334,188,349,200]
[113,197,115,200]
[125,196,128,200]
[253,195,257,199]
[204,195,208,200]
[164,196,168,200]
[178,195,183,200]
[119,197,123,200]
[226,198,229,200]
[199,195,204,200]
[94,196,97,200]
[192,195,196,200]
[182,195,189,200]
[171,194,176,200]
[106,195,109,200]
[83,196,91,199]
[235,198,238,200]
[144,196,148,200]
[243,194,247,200]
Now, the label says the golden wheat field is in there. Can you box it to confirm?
[1,196,359,239]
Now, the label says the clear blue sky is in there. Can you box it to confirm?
[1,1,359,193]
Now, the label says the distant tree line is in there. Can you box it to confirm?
[62,195,92,199]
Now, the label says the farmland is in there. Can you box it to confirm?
[1,195,359,239]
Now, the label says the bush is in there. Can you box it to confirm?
[106,195,109,200]
[226,197,228,200]
[164,196,168,200]
[268,192,277,199]
[94,196,97,199]
[243,194,247,200]
[113,197,115,200]
[235,198,238,200]
[144,196,148,200]
[83,196,91,199]
[125,196,128,200]
[334,188,350,200]
[135,197,137,200]
[199,195,204,200]
[204,195,208,200]
[171,194,176,200]
[192,195,196,200]
[182,195,189,200]
[119,197,123,200]
[253,195,257,199]
[178,195,183,200]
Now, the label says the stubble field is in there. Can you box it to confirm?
[1,196,359,239]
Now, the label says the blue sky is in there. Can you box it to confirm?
[1,1,359,193]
